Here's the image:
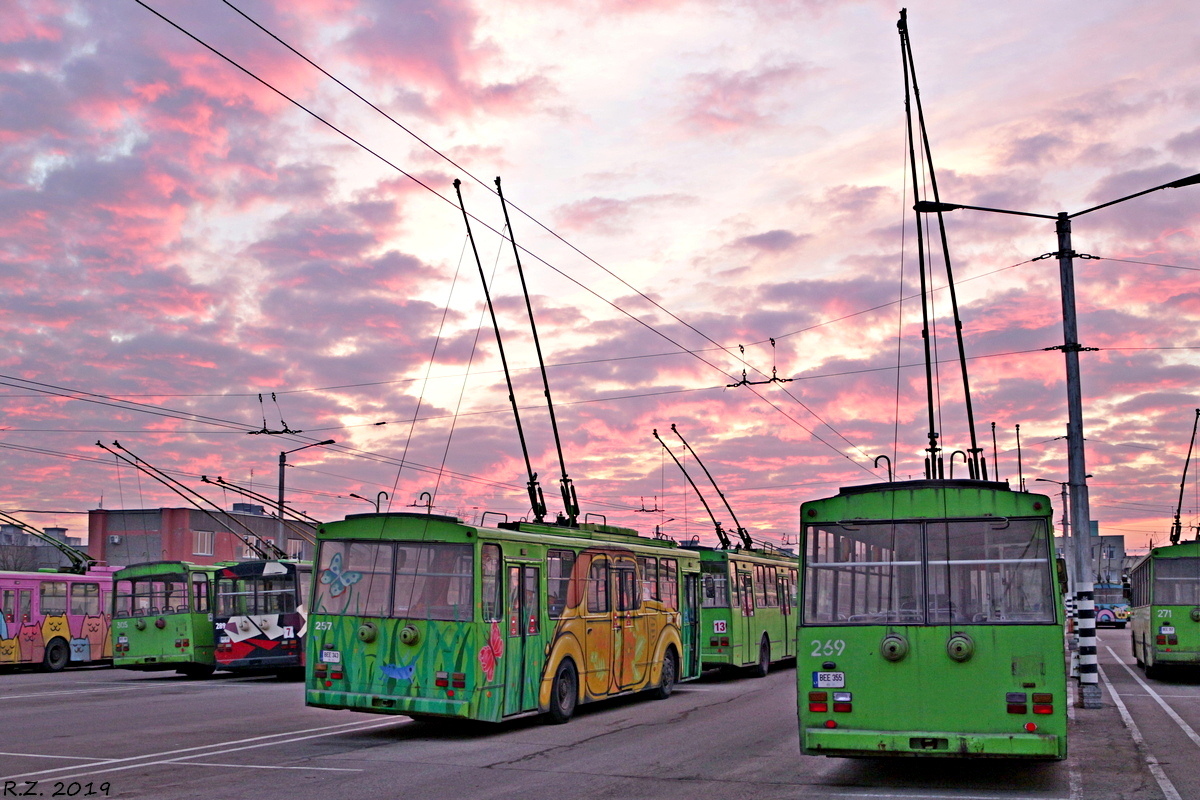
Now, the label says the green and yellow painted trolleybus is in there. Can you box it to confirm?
[1129,540,1200,677]
[306,512,701,724]
[797,479,1067,760]
[693,545,797,675]
[112,561,221,678]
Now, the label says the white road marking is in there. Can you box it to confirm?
[1098,662,1182,800]
[0,752,108,761]
[0,717,407,782]
[179,761,363,772]
[1106,645,1200,750]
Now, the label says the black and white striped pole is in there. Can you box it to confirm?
[916,170,1200,710]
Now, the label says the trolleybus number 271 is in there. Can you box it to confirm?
[809,639,845,657]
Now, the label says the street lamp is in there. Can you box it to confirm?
[278,440,335,544]
[917,170,1200,708]
[349,491,388,513]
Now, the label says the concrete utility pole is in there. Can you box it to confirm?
[916,169,1200,709]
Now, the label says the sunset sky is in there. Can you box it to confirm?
[3,0,1199,554]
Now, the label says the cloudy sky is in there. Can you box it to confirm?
[3,0,1199,554]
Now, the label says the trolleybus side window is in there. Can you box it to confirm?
[701,561,730,608]
[40,581,67,615]
[70,583,100,616]
[638,556,659,602]
[192,573,209,613]
[587,556,610,613]
[546,548,575,619]
[728,563,740,608]
[660,558,678,610]
[1153,557,1200,605]
[392,543,473,621]
[314,541,392,616]
[482,544,502,622]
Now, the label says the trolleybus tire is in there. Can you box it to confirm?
[651,647,678,700]
[179,663,216,679]
[42,637,69,672]
[751,637,770,678]
[548,659,578,724]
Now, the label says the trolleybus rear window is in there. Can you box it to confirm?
[804,518,1054,625]
[1151,557,1200,605]
[313,541,473,621]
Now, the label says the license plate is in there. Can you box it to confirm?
[1160,626,1175,635]
[813,671,845,688]
[321,649,341,664]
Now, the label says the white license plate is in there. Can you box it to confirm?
[1160,626,1175,635]
[813,671,845,688]
[320,649,341,664]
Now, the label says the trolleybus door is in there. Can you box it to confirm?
[584,555,612,697]
[503,563,542,715]
[739,571,754,661]
[683,573,701,677]
[612,557,647,690]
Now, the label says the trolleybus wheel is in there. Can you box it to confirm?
[42,638,69,672]
[179,663,216,679]
[651,648,678,700]
[752,638,770,678]
[548,659,578,724]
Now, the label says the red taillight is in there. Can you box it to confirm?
[1033,704,1053,715]
[809,703,828,712]
[1157,635,1168,645]
[824,720,837,729]
[435,671,449,688]
[1007,704,1028,714]
[452,672,466,688]
[709,637,719,646]
[330,671,343,680]
[1169,636,1179,645]
[720,637,729,646]
[833,702,852,713]
[1024,722,1038,733]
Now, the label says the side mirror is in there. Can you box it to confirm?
[1055,557,1068,595]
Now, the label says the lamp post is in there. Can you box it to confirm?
[349,491,388,513]
[916,170,1200,709]
[278,440,335,548]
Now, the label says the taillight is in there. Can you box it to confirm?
[1157,635,1168,645]
[1007,704,1028,714]
[720,637,729,646]
[435,671,449,688]
[808,691,827,712]
[452,672,466,688]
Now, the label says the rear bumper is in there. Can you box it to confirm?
[802,727,1065,760]
[306,689,477,720]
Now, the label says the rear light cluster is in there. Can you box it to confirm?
[1006,692,1053,715]
[313,664,344,685]
[217,640,234,653]
[1156,634,1178,646]
[174,638,191,649]
[435,671,467,690]
[708,636,731,647]
[808,691,852,713]
[114,642,128,654]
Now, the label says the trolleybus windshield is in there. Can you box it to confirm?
[1152,557,1200,605]
[804,517,1054,625]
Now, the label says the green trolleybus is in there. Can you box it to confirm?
[112,561,221,678]
[306,512,701,724]
[1129,540,1200,676]
[797,479,1067,760]
[692,545,797,675]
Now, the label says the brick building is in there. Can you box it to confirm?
[89,504,316,568]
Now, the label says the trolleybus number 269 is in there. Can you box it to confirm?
[809,639,845,657]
